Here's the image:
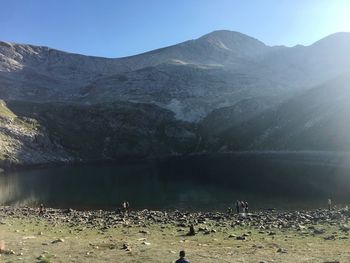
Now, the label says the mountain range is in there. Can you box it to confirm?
[1,30,350,168]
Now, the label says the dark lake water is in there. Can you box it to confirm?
[1,152,350,211]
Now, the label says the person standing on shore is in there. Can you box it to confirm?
[244,201,249,213]
[328,199,332,211]
[176,250,190,263]
[235,200,240,213]
[39,204,45,216]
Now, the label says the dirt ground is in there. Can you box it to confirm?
[1,216,350,263]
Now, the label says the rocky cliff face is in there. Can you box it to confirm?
[0,100,73,168]
[5,100,197,163]
[1,30,350,168]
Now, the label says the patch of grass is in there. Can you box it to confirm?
[0,100,16,118]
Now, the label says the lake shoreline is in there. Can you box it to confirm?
[2,150,350,173]
[1,205,350,262]
[1,205,350,230]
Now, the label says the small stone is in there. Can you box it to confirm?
[122,243,131,251]
[51,238,64,244]
[253,244,264,249]
[277,247,288,253]
[324,235,336,241]
[313,228,325,235]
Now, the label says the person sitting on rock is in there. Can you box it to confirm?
[176,250,190,263]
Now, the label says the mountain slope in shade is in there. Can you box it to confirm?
[0,100,73,167]
[6,100,197,161]
[201,73,350,151]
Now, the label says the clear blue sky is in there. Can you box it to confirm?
[1,0,350,58]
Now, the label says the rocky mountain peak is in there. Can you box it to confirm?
[196,30,268,57]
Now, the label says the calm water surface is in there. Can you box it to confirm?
[1,153,350,211]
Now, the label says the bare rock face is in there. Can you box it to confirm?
[5,100,197,164]
[2,31,350,122]
[1,31,350,166]
[0,100,74,167]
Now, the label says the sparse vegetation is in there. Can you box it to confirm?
[1,208,350,263]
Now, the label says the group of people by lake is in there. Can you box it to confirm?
[235,200,249,213]
[37,198,337,217]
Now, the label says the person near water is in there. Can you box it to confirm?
[328,199,332,211]
[242,201,246,213]
[39,204,45,216]
[186,224,196,236]
[244,201,249,213]
[176,250,190,263]
[122,201,126,212]
[235,200,240,213]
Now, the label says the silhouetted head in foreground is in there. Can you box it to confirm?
[176,250,190,263]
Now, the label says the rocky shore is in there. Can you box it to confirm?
[1,206,350,262]
[2,206,350,237]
